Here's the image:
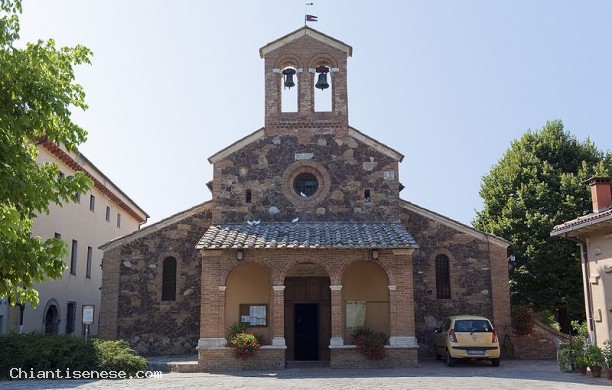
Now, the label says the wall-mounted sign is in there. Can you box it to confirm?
[239,304,267,327]
[346,301,366,330]
[82,305,95,325]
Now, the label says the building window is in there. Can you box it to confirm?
[86,246,92,279]
[89,195,95,212]
[435,254,451,299]
[70,240,78,275]
[293,173,318,197]
[105,206,110,222]
[66,302,76,334]
[54,232,61,240]
[116,213,121,228]
[161,257,177,301]
[245,189,252,204]
[281,66,298,112]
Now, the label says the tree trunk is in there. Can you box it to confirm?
[557,307,570,334]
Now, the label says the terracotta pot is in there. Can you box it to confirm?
[590,366,603,378]
[604,367,612,380]
[576,365,587,375]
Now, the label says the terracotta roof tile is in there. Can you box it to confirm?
[196,222,419,250]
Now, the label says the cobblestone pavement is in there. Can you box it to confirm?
[0,359,609,390]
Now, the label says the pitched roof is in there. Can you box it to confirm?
[196,221,418,250]
[100,201,212,251]
[551,207,612,236]
[400,200,510,247]
[259,26,352,58]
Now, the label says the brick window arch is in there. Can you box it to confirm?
[161,257,177,301]
[435,254,451,299]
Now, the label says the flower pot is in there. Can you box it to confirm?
[590,366,603,378]
[605,367,612,380]
[576,365,587,375]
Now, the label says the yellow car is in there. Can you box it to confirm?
[433,315,500,366]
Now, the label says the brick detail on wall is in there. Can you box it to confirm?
[330,347,418,369]
[198,348,285,371]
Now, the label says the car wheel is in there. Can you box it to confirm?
[446,350,455,367]
[491,358,500,367]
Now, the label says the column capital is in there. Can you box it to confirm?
[218,286,227,292]
[273,285,286,292]
[388,285,397,291]
[329,285,342,291]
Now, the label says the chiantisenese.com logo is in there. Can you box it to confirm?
[9,367,163,380]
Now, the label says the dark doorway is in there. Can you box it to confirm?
[294,303,319,361]
[44,305,59,335]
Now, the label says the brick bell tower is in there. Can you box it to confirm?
[259,26,353,138]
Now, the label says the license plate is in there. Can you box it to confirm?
[467,350,485,356]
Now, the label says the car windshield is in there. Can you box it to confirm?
[453,320,492,332]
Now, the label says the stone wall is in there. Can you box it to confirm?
[211,131,401,224]
[511,321,568,360]
[401,203,510,357]
[101,203,212,355]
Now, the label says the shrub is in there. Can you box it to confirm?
[511,305,535,335]
[0,333,147,380]
[352,327,388,360]
[228,332,260,359]
[92,339,148,376]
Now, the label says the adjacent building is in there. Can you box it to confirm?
[552,176,612,347]
[99,26,511,369]
[0,141,147,336]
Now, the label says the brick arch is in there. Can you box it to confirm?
[307,52,339,69]
[336,256,395,286]
[273,53,304,70]
[219,256,275,286]
[277,254,336,285]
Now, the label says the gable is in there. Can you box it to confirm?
[259,26,352,59]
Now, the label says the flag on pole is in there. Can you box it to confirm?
[306,14,318,22]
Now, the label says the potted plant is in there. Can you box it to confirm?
[603,340,612,380]
[585,344,605,377]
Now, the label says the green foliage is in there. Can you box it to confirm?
[603,340,612,368]
[584,344,605,368]
[352,327,388,360]
[228,332,260,359]
[226,321,250,341]
[92,339,148,376]
[0,333,147,379]
[473,120,612,330]
[511,305,535,335]
[0,0,93,306]
[537,309,560,331]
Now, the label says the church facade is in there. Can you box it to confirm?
[99,27,511,370]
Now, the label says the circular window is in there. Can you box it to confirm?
[293,173,319,197]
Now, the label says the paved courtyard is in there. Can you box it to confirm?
[0,359,608,390]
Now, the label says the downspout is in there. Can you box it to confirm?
[566,235,595,344]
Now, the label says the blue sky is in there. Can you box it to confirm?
[17,0,612,226]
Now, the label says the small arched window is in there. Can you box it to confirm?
[161,257,177,301]
[435,254,451,299]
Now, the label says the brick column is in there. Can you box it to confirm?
[389,249,417,347]
[272,285,286,346]
[198,250,226,349]
[330,285,343,346]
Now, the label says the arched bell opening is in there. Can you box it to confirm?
[283,262,331,362]
[281,66,298,113]
[314,64,332,112]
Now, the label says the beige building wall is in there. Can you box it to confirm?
[9,144,146,336]
[585,234,612,346]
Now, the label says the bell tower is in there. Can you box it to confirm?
[259,26,353,136]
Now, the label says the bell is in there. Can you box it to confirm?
[315,72,329,90]
[282,68,296,88]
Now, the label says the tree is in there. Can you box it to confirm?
[473,120,611,333]
[1,0,93,306]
